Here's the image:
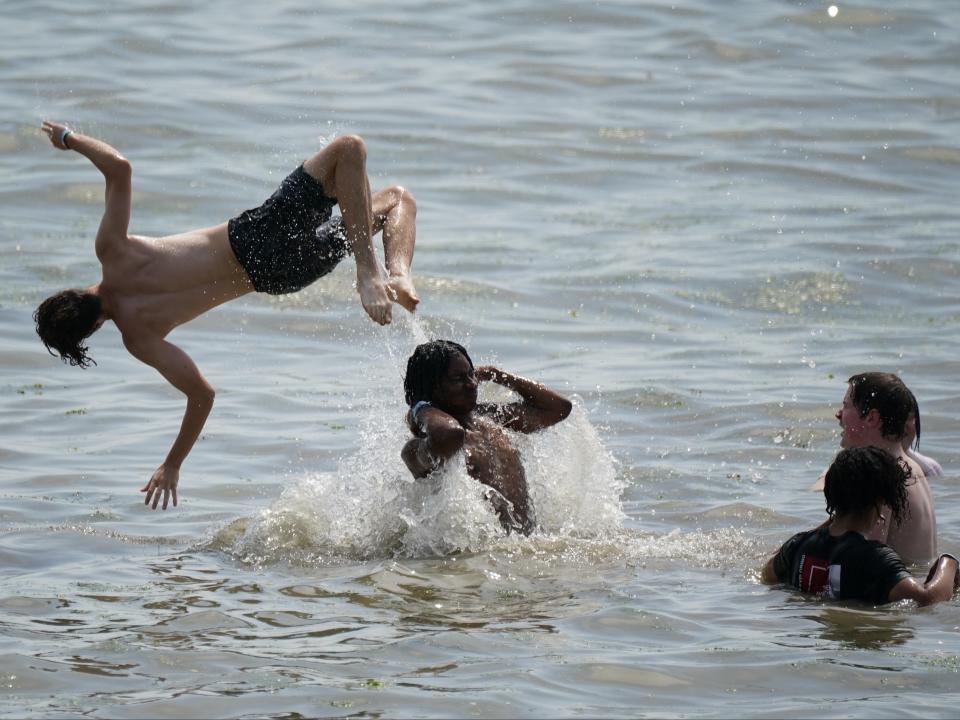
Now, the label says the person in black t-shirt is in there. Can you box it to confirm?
[762,447,958,605]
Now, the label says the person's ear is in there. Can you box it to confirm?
[864,408,882,428]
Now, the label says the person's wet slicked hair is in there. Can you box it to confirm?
[905,385,922,450]
[33,289,102,368]
[404,339,472,406]
[824,446,910,527]
[847,372,913,441]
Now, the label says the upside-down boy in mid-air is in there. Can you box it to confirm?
[34,120,420,510]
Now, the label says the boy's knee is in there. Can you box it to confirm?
[332,134,367,164]
[391,185,416,214]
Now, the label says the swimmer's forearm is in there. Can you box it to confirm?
[483,367,571,412]
[62,131,131,181]
[402,411,465,476]
[163,390,215,469]
[888,555,958,605]
[402,434,458,477]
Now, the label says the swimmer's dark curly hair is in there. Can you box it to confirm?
[33,289,102,368]
[824,446,910,527]
[403,339,473,406]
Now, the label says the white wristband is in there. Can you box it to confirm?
[411,400,431,424]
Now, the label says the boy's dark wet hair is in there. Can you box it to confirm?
[33,289,102,369]
[905,386,922,450]
[404,339,473,406]
[847,372,913,441]
[824,446,910,527]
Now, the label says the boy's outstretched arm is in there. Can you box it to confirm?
[123,335,216,510]
[41,120,131,259]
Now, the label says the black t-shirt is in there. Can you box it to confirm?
[772,527,911,604]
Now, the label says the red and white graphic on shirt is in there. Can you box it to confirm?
[798,553,830,595]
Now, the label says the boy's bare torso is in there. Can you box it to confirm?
[875,452,937,564]
[101,224,254,340]
[462,412,531,525]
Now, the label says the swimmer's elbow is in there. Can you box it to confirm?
[192,384,215,410]
[557,397,572,421]
[401,441,423,476]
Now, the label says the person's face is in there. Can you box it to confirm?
[836,385,873,448]
[433,352,478,416]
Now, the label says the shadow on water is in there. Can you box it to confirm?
[812,606,914,651]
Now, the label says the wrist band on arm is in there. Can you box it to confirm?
[411,400,431,424]
[59,128,73,148]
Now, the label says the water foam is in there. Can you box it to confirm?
[214,317,627,565]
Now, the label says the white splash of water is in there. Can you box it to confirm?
[216,321,626,565]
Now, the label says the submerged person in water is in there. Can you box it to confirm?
[401,340,572,535]
[34,120,420,511]
[763,446,958,605]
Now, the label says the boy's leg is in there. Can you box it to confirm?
[303,136,391,325]
[372,186,419,312]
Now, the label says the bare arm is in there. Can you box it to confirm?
[888,555,959,606]
[124,336,216,510]
[41,120,131,259]
[475,366,572,433]
[760,555,779,585]
[401,406,466,478]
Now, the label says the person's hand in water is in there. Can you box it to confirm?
[141,464,179,510]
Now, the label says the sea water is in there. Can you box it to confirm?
[2,0,960,716]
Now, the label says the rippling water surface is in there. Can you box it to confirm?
[3,1,960,716]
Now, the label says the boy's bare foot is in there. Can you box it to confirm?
[388,274,420,312]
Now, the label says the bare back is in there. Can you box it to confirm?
[883,453,937,564]
[102,224,254,340]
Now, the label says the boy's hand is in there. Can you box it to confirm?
[475,365,502,383]
[141,464,179,510]
[41,120,72,150]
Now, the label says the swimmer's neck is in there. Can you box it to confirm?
[433,402,478,428]
[828,508,881,538]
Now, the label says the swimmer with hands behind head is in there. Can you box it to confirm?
[401,340,572,535]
